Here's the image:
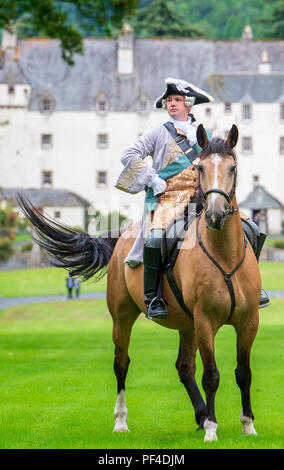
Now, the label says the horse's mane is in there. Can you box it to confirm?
[199,138,237,162]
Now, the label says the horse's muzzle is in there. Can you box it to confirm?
[205,210,226,231]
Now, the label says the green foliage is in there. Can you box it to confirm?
[260,0,284,38]
[133,0,203,38]
[0,236,13,261]
[0,0,138,65]
[20,241,32,252]
[273,239,284,249]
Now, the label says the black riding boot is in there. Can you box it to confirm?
[143,246,169,320]
[255,233,271,308]
[242,219,270,308]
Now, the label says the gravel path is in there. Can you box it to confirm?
[0,292,106,311]
[0,290,283,311]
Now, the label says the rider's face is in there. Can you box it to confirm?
[166,95,191,121]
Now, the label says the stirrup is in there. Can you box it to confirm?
[145,296,169,320]
[259,289,271,309]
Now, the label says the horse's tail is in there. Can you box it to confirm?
[17,193,122,281]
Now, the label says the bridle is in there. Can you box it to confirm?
[197,159,238,216]
[195,157,247,323]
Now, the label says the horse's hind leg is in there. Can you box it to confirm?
[234,315,258,436]
[176,330,207,429]
[111,303,140,432]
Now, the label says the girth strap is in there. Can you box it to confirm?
[164,264,194,320]
[196,216,247,322]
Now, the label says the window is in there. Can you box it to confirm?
[95,92,109,115]
[39,91,55,114]
[41,134,53,148]
[242,136,252,153]
[97,133,108,148]
[42,171,53,187]
[8,85,15,95]
[280,104,284,121]
[54,211,61,218]
[97,171,107,187]
[280,137,284,154]
[42,99,52,111]
[99,100,106,112]
[224,102,231,113]
[136,93,150,115]
[243,103,252,120]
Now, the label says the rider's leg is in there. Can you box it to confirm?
[241,219,270,308]
[143,229,169,320]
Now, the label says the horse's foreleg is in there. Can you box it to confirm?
[234,316,258,436]
[112,312,139,432]
[176,330,207,429]
[195,315,220,442]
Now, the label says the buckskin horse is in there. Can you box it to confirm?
[17,124,260,442]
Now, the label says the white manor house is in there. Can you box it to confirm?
[0,25,284,234]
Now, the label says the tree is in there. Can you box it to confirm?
[0,0,138,65]
[260,0,284,38]
[133,0,204,38]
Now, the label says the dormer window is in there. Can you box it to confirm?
[95,91,109,116]
[39,90,55,114]
[136,92,150,115]
[280,103,284,121]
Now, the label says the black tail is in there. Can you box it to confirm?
[17,193,122,281]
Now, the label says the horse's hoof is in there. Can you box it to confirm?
[113,423,130,432]
[204,419,218,442]
[240,413,257,435]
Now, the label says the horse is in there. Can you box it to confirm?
[17,124,261,442]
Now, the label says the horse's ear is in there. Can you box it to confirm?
[197,124,209,148]
[226,124,238,148]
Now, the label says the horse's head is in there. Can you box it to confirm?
[196,124,238,231]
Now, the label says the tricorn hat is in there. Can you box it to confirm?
[154,77,213,109]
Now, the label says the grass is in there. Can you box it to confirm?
[0,262,283,299]
[0,267,107,298]
[0,297,283,449]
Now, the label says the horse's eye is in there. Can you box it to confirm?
[199,165,204,174]
[229,165,236,173]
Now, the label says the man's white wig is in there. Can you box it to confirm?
[154,77,213,109]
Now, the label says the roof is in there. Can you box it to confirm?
[0,37,283,111]
[0,188,90,208]
[205,73,284,103]
[0,56,30,85]
[239,185,283,210]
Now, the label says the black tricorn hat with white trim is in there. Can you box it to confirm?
[154,77,214,109]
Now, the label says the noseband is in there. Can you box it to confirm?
[197,161,238,216]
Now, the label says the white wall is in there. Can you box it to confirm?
[1,93,283,231]
[44,206,85,229]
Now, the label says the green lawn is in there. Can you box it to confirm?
[0,262,283,298]
[0,297,283,449]
[0,267,107,298]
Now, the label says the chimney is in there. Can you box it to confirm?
[242,25,253,40]
[2,24,17,54]
[117,24,134,75]
[258,50,271,74]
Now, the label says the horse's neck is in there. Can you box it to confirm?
[200,195,244,268]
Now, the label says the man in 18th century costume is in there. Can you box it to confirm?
[115,77,270,320]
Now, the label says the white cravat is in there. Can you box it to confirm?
[168,116,197,146]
